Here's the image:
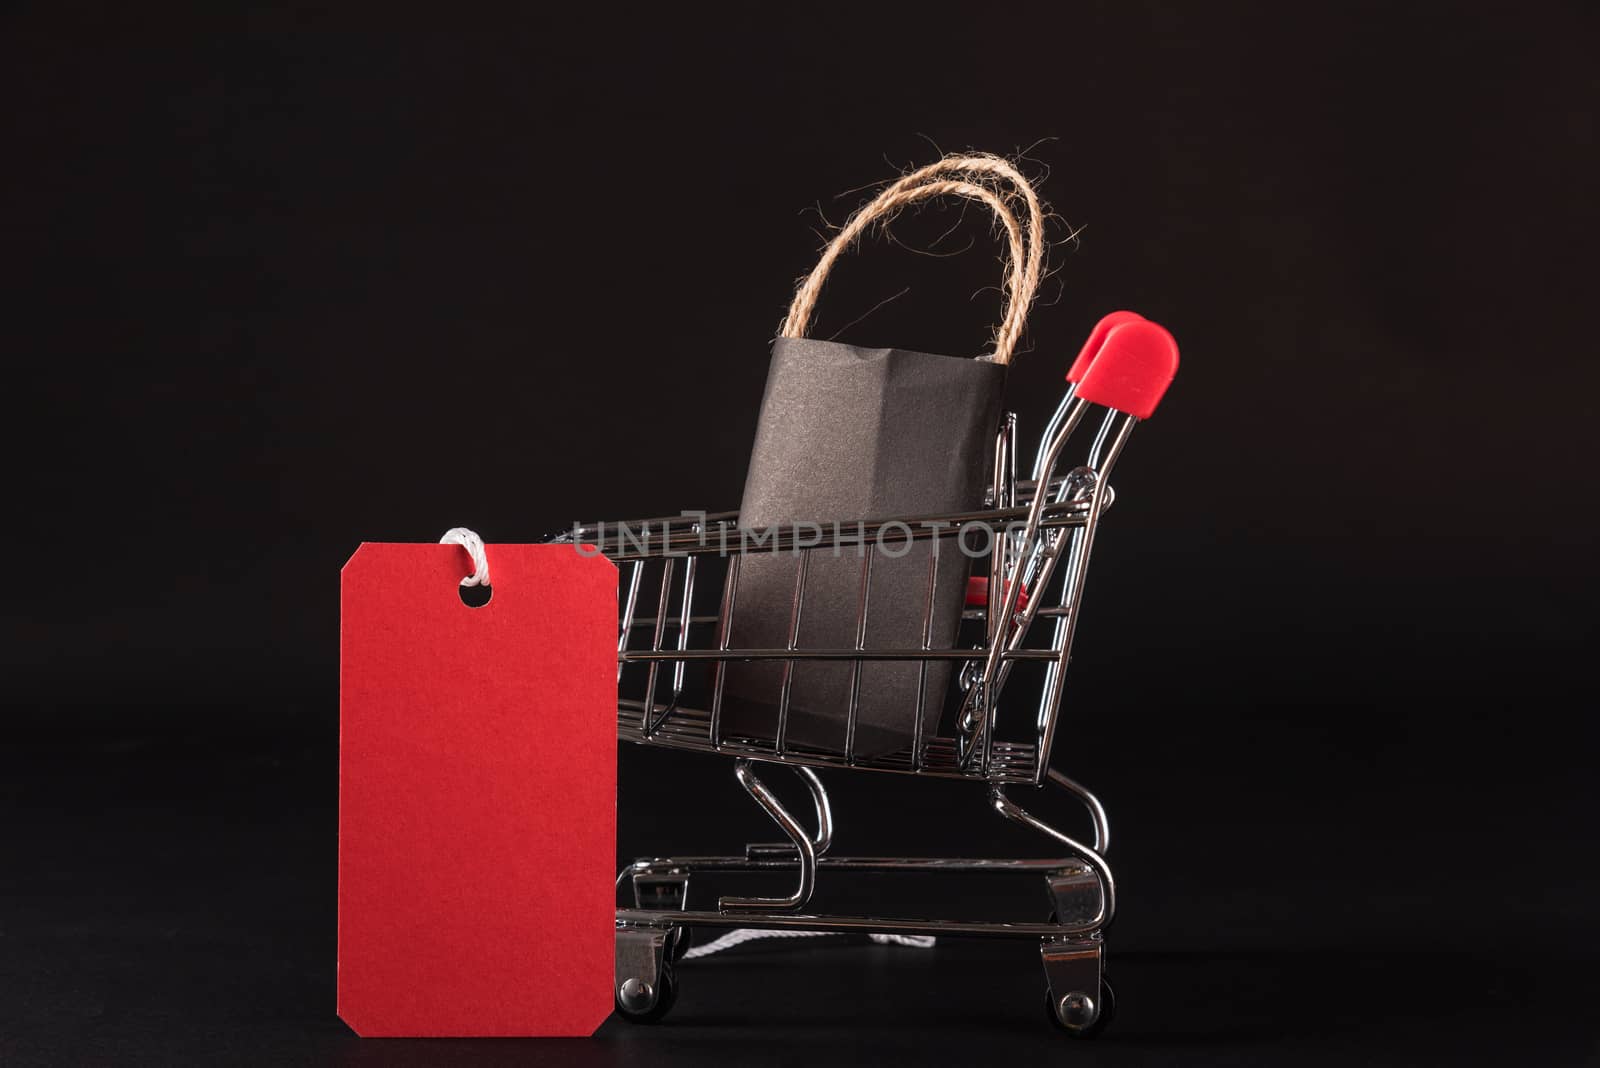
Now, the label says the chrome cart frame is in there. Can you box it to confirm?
[572,318,1177,1036]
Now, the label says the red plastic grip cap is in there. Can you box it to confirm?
[1073,320,1179,419]
[1066,310,1145,383]
[965,576,1029,610]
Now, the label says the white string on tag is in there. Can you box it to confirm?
[439,527,491,587]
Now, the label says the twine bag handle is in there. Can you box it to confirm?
[780,155,1048,366]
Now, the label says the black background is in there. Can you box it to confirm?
[4,4,1598,1065]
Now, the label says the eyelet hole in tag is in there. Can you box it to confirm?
[459,583,493,608]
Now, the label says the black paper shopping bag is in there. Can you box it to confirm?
[721,155,1047,757]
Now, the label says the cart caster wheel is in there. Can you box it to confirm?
[668,926,692,962]
[1046,976,1115,1038]
[616,965,678,1024]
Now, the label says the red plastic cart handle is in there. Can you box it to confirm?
[965,576,1029,610]
[1066,310,1145,383]
[1073,315,1179,420]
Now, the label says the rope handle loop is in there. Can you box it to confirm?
[780,154,1049,366]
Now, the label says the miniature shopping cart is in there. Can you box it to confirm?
[568,314,1178,1037]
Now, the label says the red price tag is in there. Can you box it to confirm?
[338,542,616,1036]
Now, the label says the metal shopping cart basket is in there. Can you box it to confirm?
[568,314,1178,1036]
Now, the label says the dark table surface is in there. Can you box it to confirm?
[5,721,1598,1066]
[7,924,1598,1066]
